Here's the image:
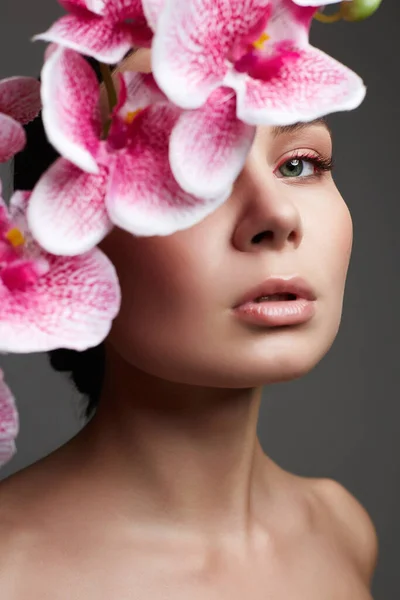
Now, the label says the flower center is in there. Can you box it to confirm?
[125,109,143,125]
[106,108,144,151]
[234,25,301,84]
[5,227,25,248]
[251,32,270,51]
[0,225,48,292]
[231,14,276,79]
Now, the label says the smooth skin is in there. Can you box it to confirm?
[0,50,378,599]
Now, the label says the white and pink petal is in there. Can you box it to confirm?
[102,0,154,45]
[237,45,366,126]
[142,0,166,31]
[58,0,96,13]
[0,248,121,353]
[0,77,41,124]
[170,88,255,200]
[40,47,101,174]
[102,0,145,22]
[267,0,316,46]
[116,71,167,120]
[152,0,271,109]
[106,104,230,236]
[34,11,134,65]
[0,370,19,468]
[0,113,26,163]
[291,0,343,5]
[8,191,35,247]
[84,0,107,14]
[27,158,112,256]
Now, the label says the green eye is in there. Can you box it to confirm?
[278,158,313,178]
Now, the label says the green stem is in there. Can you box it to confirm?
[100,62,117,138]
[314,6,343,23]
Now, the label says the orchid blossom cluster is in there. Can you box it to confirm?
[0,0,382,467]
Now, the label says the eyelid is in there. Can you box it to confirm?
[273,148,323,171]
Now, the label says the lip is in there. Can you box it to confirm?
[232,276,317,328]
[234,276,317,307]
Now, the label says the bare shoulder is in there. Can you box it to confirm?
[311,477,378,584]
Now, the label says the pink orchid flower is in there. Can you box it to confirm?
[28,47,229,256]
[150,0,365,199]
[153,0,364,116]
[0,369,19,468]
[0,77,41,163]
[0,182,121,353]
[292,0,345,5]
[34,0,157,65]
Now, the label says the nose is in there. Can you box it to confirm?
[232,156,303,253]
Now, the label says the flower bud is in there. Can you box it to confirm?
[341,0,383,22]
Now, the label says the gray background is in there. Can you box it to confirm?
[0,1,398,597]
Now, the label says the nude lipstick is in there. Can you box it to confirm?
[233,276,317,327]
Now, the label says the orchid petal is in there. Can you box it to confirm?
[34,12,134,64]
[0,113,26,163]
[237,45,366,126]
[0,188,10,235]
[0,440,17,468]
[0,370,19,468]
[152,0,271,109]
[58,0,94,12]
[101,0,154,46]
[1,190,120,352]
[266,0,316,45]
[102,0,154,45]
[58,0,108,15]
[170,88,255,200]
[8,190,32,234]
[27,157,112,256]
[0,248,121,353]
[291,0,340,5]
[44,42,59,61]
[86,0,107,13]
[106,105,230,236]
[142,0,166,31]
[0,77,41,124]
[103,0,144,18]
[117,71,167,119]
[40,47,101,174]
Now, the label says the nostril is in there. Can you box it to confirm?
[252,231,273,244]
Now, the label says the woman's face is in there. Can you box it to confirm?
[101,119,353,388]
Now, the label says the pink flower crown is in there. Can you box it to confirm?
[0,0,382,467]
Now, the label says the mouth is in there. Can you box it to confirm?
[253,292,298,303]
[233,277,317,328]
[235,277,317,308]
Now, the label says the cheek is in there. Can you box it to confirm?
[308,193,353,350]
[308,188,353,287]
[104,232,212,366]
[325,200,353,282]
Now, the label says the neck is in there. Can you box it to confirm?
[77,345,273,544]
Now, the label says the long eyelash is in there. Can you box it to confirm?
[289,150,334,173]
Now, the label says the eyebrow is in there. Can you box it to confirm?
[272,118,332,139]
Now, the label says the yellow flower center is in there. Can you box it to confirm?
[125,109,143,125]
[5,227,25,248]
[252,32,270,51]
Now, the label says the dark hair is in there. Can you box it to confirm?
[13,57,107,420]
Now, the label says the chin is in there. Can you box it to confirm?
[199,323,340,388]
[109,313,342,389]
